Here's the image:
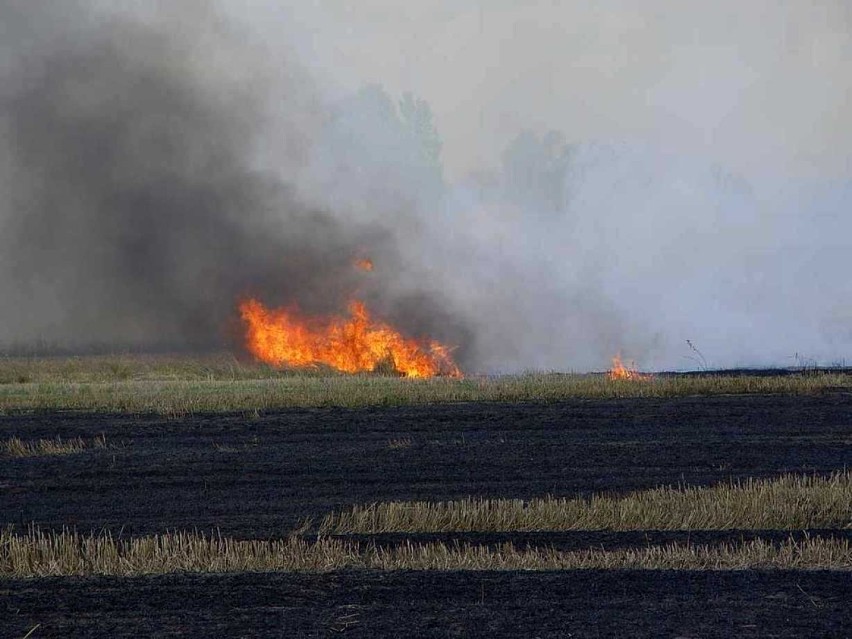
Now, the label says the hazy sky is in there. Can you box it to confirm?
[234,0,852,181]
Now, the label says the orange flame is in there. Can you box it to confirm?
[609,353,651,381]
[239,297,461,378]
[354,258,374,272]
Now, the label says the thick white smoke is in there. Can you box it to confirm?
[235,0,851,372]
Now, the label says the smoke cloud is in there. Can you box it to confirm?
[1,1,850,372]
[0,1,470,360]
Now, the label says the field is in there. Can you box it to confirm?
[2,353,851,414]
[1,355,851,637]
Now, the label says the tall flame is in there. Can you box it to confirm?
[239,298,461,378]
[609,353,651,381]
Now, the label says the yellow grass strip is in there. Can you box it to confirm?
[0,371,850,414]
[1,529,848,577]
[370,536,851,571]
[1,435,106,458]
[0,353,293,384]
[319,472,852,534]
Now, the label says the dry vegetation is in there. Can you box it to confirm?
[1,356,847,587]
[2,473,849,577]
[1,528,848,578]
[1,435,106,458]
[0,354,849,414]
[0,353,291,384]
[319,472,852,534]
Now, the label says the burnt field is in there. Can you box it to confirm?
[2,394,850,535]
[1,392,851,637]
[4,570,850,638]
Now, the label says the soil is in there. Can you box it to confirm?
[2,570,850,638]
[1,394,850,536]
[1,393,850,637]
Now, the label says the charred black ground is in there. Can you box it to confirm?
[0,392,850,637]
[2,394,849,536]
[3,570,850,639]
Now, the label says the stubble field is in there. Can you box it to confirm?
[0,355,850,637]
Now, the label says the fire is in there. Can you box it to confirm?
[609,353,651,381]
[354,258,374,272]
[239,297,461,378]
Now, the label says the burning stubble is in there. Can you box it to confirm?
[239,297,461,378]
[608,353,652,381]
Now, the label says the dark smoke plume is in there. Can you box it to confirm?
[0,2,471,360]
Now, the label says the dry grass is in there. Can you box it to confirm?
[1,528,848,577]
[0,353,301,384]
[366,536,852,571]
[2,469,848,577]
[319,472,852,534]
[1,434,106,458]
[0,354,849,414]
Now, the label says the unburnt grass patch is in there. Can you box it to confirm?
[0,353,301,384]
[0,366,850,415]
[318,472,852,534]
[1,434,107,458]
[1,528,849,578]
[2,473,850,578]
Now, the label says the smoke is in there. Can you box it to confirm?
[1,1,850,371]
[0,1,470,359]
[264,0,852,372]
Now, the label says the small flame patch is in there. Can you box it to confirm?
[609,353,651,381]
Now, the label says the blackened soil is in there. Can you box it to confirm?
[2,569,850,638]
[1,394,850,536]
[1,394,850,638]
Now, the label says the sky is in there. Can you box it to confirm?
[241,0,852,181]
